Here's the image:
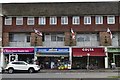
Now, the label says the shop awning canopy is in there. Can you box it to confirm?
[72,48,106,57]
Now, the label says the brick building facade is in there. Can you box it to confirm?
[0,2,120,69]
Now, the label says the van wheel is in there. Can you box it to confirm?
[28,68,34,73]
[8,68,14,74]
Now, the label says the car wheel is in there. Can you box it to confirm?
[8,68,14,74]
[28,68,34,73]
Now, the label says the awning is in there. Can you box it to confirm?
[72,48,106,57]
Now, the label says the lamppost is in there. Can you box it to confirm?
[87,53,90,70]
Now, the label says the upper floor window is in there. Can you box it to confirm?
[16,17,23,25]
[84,16,91,25]
[77,34,90,42]
[61,16,68,25]
[72,16,80,25]
[5,17,12,25]
[27,17,34,25]
[50,16,57,25]
[107,16,115,24]
[51,34,64,41]
[38,16,46,25]
[95,16,103,24]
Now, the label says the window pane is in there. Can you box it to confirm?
[5,17,12,25]
[39,16,46,25]
[61,16,68,25]
[27,36,30,42]
[50,16,57,25]
[51,35,56,41]
[95,16,103,24]
[9,34,14,42]
[107,16,115,24]
[77,37,84,42]
[27,17,34,25]
[85,36,90,41]
[57,36,64,41]
[16,17,23,25]
[84,16,91,24]
[72,16,80,25]
[84,17,87,24]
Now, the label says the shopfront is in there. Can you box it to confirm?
[107,47,120,67]
[72,48,106,69]
[3,48,34,65]
[35,48,69,69]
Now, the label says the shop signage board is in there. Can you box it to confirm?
[3,48,34,54]
[107,48,120,52]
[72,48,105,57]
[36,48,69,55]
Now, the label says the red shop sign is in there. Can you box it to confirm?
[72,48,106,57]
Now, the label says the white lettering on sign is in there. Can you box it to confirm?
[82,48,94,52]
[49,49,57,51]
[4,50,30,52]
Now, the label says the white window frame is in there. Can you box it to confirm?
[16,17,23,25]
[38,16,46,25]
[51,34,64,42]
[27,17,34,25]
[4,17,12,25]
[95,16,103,24]
[84,16,91,25]
[61,16,68,25]
[107,16,115,24]
[72,16,80,25]
[50,16,57,25]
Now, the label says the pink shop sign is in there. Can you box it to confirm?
[3,48,34,54]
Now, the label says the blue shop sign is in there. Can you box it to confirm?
[36,48,69,54]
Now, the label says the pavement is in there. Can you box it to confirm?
[40,68,120,73]
[1,68,120,74]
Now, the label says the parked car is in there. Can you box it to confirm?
[5,61,41,73]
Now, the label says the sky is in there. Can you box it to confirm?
[0,0,119,3]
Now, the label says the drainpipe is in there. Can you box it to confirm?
[105,47,108,68]
[69,47,72,69]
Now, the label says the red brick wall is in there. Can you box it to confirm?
[3,16,119,32]
[2,16,119,46]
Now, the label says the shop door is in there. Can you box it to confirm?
[9,54,18,62]
[114,54,120,67]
